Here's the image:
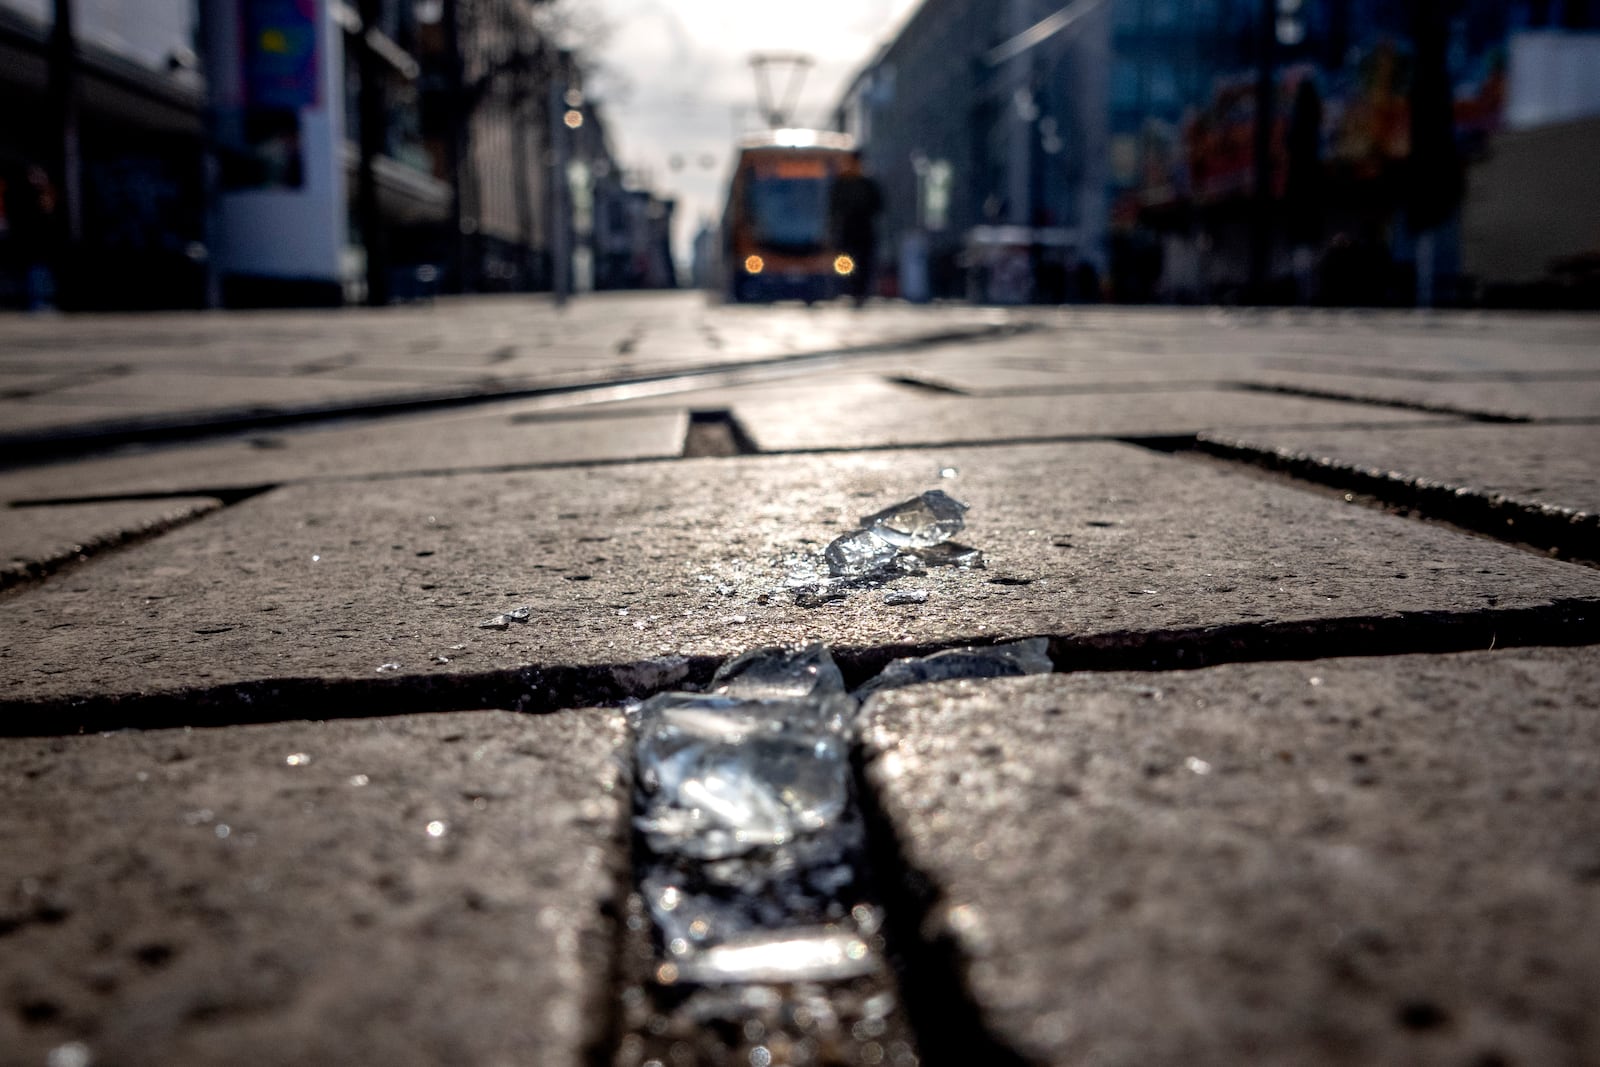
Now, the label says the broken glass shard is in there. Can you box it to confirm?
[794,586,850,609]
[477,614,511,630]
[504,606,532,622]
[883,589,929,606]
[633,692,855,859]
[853,637,1052,699]
[711,642,847,700]
[859,489,968,548]
[908,541,985,568]
[673,928,878,986]
[824,528,898,577]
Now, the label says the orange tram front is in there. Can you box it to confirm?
[721,129,861,304]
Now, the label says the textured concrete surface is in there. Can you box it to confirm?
[1245,370,1600,420]
[860,648,1600,1066]
[0,296,1020,444]
[2,498,222,588]
[0,708,627,1067]
[727,387,1457,451]
[0,407,688,502]
[4,442,1597,707]
[1199,423,1600,518]
[1,297,1597,1066]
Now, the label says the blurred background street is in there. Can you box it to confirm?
[0,0,1597,311]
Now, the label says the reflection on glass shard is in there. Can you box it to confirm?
[907,541,985,568]
[824,528,898,577]
[882,589,930,605]
[712,642,847,699]
[675,928,878,985]
[860,489,968,548]
[633,692,856,860]
[853,637,1052,699]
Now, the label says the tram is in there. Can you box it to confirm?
[720,128,861,303]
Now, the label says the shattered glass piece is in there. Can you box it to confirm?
[859,489,968,548]
[712,643,847,700]
[504,606,532,622]
[477,614,511,630]
[853,637,1052,699]
[638,817,869,949]
[633,692,856,859]
[824,528,898,577]
[939,466,959,479]
[907,541,985,568]
[882,589,929,606]
[673,928,878,986]
[794,586,850,609]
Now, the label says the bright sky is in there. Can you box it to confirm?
[584,0,922,270]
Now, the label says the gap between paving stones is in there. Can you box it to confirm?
[0,487,277,597]
[0,322,1037,468]
[682,410,759,458]
[6,600,1599,738]
[1143,433,1600,565]
[4,421,1462,507]
[1232,381,1532,423]
[847,745,1032,1067]
[887,375,1243,398]
[0,498,226,596]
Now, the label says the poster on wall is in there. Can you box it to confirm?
[220,0,321,189]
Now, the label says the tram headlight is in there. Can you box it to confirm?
[833,254,855,276]
[744,255,764,275]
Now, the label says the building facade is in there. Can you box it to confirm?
[837,0,1600,305]
[0,0,668,310]
[0,0,208,308]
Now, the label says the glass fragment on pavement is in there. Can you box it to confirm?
[711,642,847,699]
[859,488,968,547]
[852,636,1053,699]
[823,527,899,577]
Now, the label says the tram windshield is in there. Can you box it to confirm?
[746,175,830,254]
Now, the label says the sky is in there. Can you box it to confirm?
[583,0,923,269]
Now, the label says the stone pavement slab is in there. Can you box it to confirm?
[0,297,1025,446]
[0,407,689,503]
[1198,423,1600,519]
[2,497,221,589]
[725,387,1456,451]
[0,707,626,1067]
[1243,370,1600,420]
[4,442,1597,710]
[1013,308,1600,375]
[859,648,1600,1066]
[5,371,468,421]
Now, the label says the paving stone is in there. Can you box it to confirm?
[729,387,1456,451]
[32,372,466,416]
[0,708,627,1067]
[1245,370,1600,420]
[859,648,1600,1066]
[1198,423,1600,518]
[0,408,689,502]
[2,497,222,588]
[3,442,1597,709]
[0,370,120,400]
[1016,307,1600,373]
[0,297,1025,444]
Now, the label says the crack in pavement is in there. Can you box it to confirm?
[1141,434,1600,566]
[4,601,1598,737]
